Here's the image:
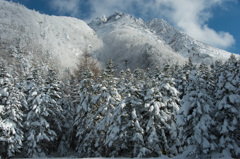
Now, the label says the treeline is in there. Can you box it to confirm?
[0,53,240,158]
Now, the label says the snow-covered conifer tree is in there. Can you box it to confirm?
[23,68,58,157]
[214,54,240,157]
[1,86,24,157]
[175,57,194,99]
[43,68,64,152]
[77,60,122,157]
[141,75,163,157]
[143,65,180,157]
[57,69,75,156]
[74,69,97,157]
[105,68,146,157]
[177,67,216,158]
[0,63,24,158]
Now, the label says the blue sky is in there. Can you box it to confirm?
[6,0,240,54]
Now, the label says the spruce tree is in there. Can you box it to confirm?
[76,60,122,157]
[105,68,145,157]
[0,63,24,158]
[214,55,240,157]
[74,69,96,157]
[175,57,194,99]
[43,68,64,152]
[150,65,180,156]
[57,69,75,156]
[142,74,164,157]
[23,68,57,157]
[177,67,216,158]
[91,60,121,156]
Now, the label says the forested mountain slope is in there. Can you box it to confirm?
[1,0,239,73]
[0,0,102,71]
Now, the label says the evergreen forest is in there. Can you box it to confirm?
[0,52,240,158]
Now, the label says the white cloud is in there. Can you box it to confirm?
[49,0,236,50]
[151,0,236,49]
[85,0,136,21]
[49,0,81,17]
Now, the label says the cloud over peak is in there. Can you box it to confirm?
[156,0,235,49]
[49,0,236,50]
[49,0,81,17]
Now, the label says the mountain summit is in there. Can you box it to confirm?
[0,1,238,72]
[89,12,186,70]
[147,18,233,64]
[89,12,237,70]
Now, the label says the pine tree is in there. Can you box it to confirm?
[214,54,240,157]
[177,67,216,158]
[105,68,145,157]
[74,69,97,157]
[0,63,24,158]
[57,69,75,156]
[147,65,180,157]
[43,68,64,152]
[2,86,24,157]
[75,60,122,157]
[23,68,57,157]
[93,60,121,156]
[141,74,163,157]
[175,57,194,99]
[73,56,100,156]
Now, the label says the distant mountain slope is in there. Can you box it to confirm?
[0,0,102,70]
[147,19,234,64]
[89,12,238,69]
[89,12,186,70]
[0,0,238,73]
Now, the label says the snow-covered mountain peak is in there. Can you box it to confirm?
[147,18,238,64]
[147,18,179,39]
[88,12,239,69]
[106,12,128,22]
[1,0,239,74]
[89,13,186,71]
[89,12,146,32]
